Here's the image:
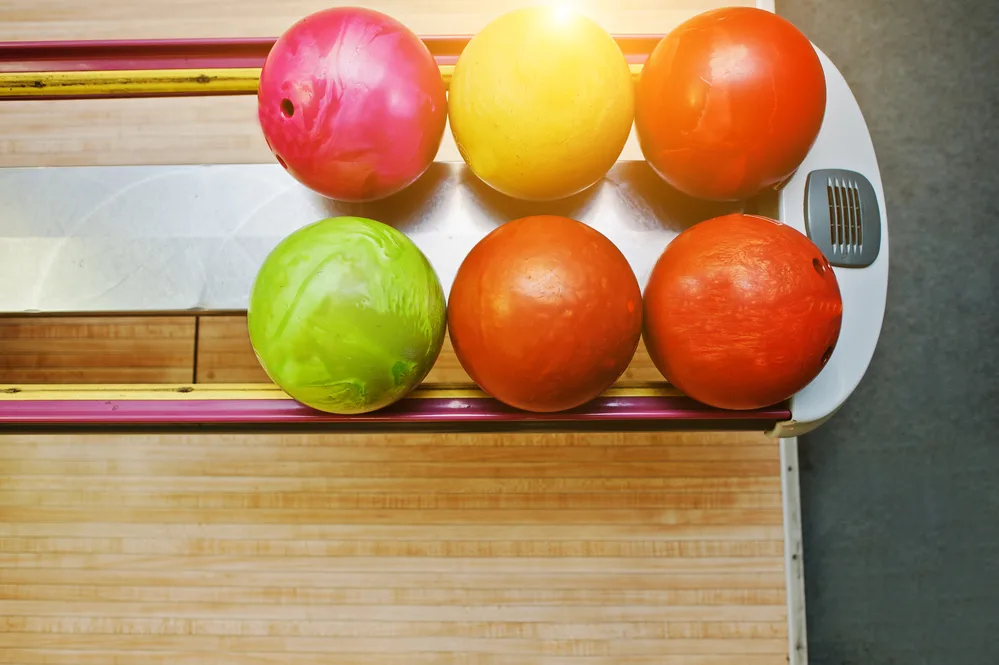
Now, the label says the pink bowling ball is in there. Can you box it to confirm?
[258,7,447,202]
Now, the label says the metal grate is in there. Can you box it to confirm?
[805,169,882,268]
[827,177,864,253]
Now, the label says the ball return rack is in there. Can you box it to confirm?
[0,27,887,437]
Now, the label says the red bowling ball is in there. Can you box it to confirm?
[258,7,447,202]
[643,214,843,410]
[635,7,826,201]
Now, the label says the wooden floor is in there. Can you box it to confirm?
[0,315,790,664]
[0,316,199,385]
[0,428,787,664]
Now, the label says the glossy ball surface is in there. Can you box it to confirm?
[258,7,447,202]
[643,214,843,410]
[248,216,446,414]
[635,7,826,201]
[447,6,634,201]
[448,215,642,412]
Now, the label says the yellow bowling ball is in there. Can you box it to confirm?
[448,6,634,201]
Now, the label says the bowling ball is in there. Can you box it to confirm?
[643,214,842,410]
[448,216,642,412]
[635,7,826,201]
[248,216,446,414]
[447,6,634,201]
[258,7,447,202]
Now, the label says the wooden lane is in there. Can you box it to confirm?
[0,316,195,384]
[0,1,763,41]
[0,314,668,389]
[195,316,268,383]
[0,429,787,663]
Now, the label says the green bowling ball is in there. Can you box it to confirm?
[248,216,446,414]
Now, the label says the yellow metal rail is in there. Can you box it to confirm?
[0,64,644,99]
[0,382,682,402]
[0,68,262,98]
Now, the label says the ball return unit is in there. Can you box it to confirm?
[0,35,887,437]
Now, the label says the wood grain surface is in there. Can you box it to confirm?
[0,315,663,386]
[194,316,269,384]
[0,316,195,384]
[1,314,666,388]
[0,429,787,664]
[0,1,760,40]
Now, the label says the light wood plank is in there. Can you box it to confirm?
[0,633,789,655]
[1,616,788,639]
[0,316,195,384]
[0,1,760,40]
[195,316,268,383]
[0,430,788,663]
[0,652,787,665]
[0,96,271,168]
[0,313,664,388]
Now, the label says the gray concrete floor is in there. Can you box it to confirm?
[777,1,999,662]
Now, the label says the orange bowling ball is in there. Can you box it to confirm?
[448,216,642,412]
[635,7,826,201]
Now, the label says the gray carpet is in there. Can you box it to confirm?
[776,1,999,662]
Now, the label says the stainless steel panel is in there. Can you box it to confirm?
[0,162,743,313]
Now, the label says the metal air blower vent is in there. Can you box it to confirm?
[804,169,882,268]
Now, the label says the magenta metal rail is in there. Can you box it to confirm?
[0,35,663,72]
[0,394,790,431]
